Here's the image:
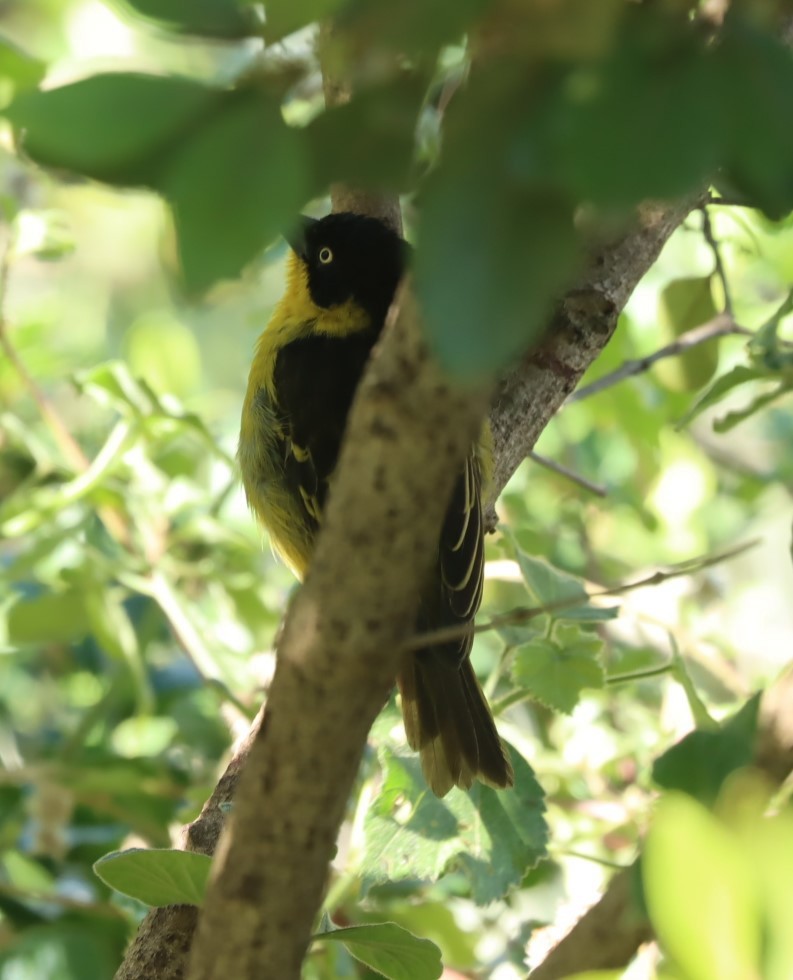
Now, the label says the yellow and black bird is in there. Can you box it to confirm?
[238,212,513,796]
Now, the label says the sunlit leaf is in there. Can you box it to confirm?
[363,745,546,905]
[313,923,442,980]
[93,848,212,907]
[0,37,46,109]
[6,589,89,646]
[643,794,760,980]
[511,625,604,713]
[656,277,720,392]
[652,694,760,806]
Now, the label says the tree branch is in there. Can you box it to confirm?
[183,284,488,980]
[487,196,704,510]
[567,313,749,405]
[113,195,706,979]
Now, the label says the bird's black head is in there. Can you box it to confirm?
[285,212,408,325]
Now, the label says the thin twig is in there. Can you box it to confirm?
[528,451,608,497]
[701,205,733,314]
[404,537,761,652]
[567,313,749,404]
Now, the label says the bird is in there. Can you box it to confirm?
[238,211,514,796]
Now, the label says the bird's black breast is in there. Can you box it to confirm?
[272,327,380,513]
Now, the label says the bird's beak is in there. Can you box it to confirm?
[283,215,317,261]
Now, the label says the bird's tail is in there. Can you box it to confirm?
[397,652,514,797]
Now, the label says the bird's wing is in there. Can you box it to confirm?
[434,453,485,664]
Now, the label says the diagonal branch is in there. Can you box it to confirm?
[113,195,704,980]
[184,284,489,980]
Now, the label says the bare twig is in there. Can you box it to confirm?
[567,313,748,404]
[701,205,733,314]
[528,866,651,979]
[528,450,608,497]
[404,537,761,652]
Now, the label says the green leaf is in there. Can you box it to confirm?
[12,209,75,261]
[417,170,576,378]
[159,87,310,290]
[557,16,720,206]
[113,0,257,38]
[652,694,760,807]
[656,277,720,392]
[676,364,768,429]
[713,383,793,433]
[716,22,793,217]
[363,745,546,905]
[306,74,425,192]
[511,625,604,714]
[313,923,442,980]
[0,37,46,106]
[643,794,760,980]
[7,73,222,186]
[415,65,578,379]
[93,848,212,907]
[742,803,793,980]
[509,542,602,620]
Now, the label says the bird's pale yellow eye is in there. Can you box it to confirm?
[318,246,333,264]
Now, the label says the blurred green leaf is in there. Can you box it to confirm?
[656,277,720,392]
[7,73,222,186]
[507,537,607,621]
[313,922,442,980]
[160,88,310,290]
[417,167,576,378]
[0,37,46,90]
[6,589,89,646]
[93,848,212,906]
[511,625,604,713]
[676,364,768,429]
[306,74,425,191]
[113,0,258,38]
[716,21,793,217]
[0,922,126,980]
[712,382,793,432]
[12,208,75,261]
[363,745,546,905]
[652,694,760,806]
[558,16,719,206]
[644,794,760,980]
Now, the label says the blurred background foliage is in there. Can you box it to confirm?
[0,0,792,978]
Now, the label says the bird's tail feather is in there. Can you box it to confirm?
[398,653,514,797]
